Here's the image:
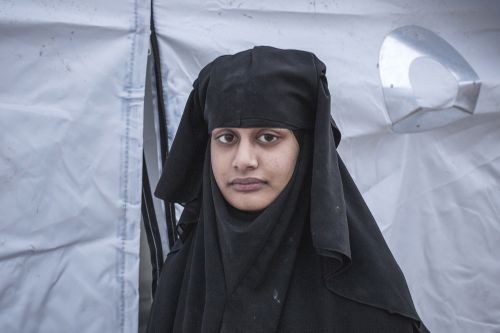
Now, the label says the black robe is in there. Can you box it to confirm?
[148,46,429,333]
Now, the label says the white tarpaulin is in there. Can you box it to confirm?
[151,1,500,332]
[0,1,149,332]
[1,0,499,332]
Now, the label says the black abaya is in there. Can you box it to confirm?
[148,46,429,333]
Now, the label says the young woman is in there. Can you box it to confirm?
[147,46,428,332]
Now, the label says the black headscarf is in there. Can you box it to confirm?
[148,46,428,332]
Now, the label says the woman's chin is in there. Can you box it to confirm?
[226,193,273,212]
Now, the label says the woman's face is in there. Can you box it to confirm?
[211,127,300,212]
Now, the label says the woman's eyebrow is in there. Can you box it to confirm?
[262,128,289,134]
[212,128,231,135]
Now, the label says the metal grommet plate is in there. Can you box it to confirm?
[379,25,481,133]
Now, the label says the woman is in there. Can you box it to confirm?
[147,46,429,332]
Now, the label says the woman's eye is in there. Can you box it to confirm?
[217,134,235,144]
[257,133,278,143]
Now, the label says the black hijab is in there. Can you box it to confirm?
[148,46,428,332]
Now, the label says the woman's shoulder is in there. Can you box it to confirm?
[166,200,201,257]
[165,221,197,260]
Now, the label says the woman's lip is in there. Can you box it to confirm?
[230,177,266,185]
[229,178,266,192]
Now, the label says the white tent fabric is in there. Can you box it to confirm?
[152,1,500,332]
[1,0,499,332]
[0,1,150,332]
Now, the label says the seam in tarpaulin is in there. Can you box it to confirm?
[117,0,143,332]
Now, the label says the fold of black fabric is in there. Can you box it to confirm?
[149,46,429,333]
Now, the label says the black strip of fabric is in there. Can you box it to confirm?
[150,0,177,247]
[141,153,164,296]
[150,8,168,165]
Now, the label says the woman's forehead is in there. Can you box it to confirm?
[211,127,292,134]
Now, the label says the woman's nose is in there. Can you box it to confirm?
[232,140,258,170]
